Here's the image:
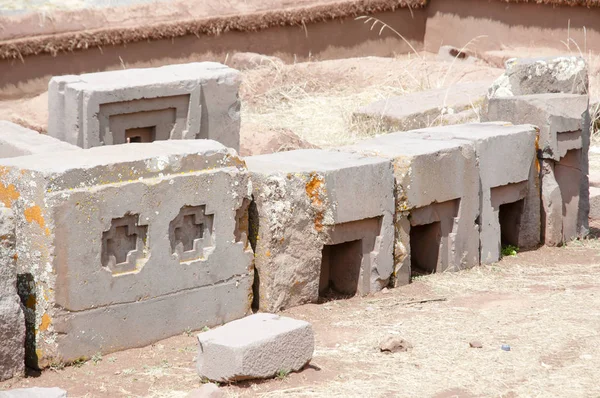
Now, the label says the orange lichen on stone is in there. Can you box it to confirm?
[0,182,19,208]
[24,206,45,229]
[305,172,325,232]
[39,313,51,332]
[534,131,541,173]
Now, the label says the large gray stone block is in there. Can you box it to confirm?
[48,62,241,150]
[486,93,590,243]
[0,121,80,158]
[343,132,480,285]
[0,208,25,382]
[0,140,253,367]
[197,313,314,382]
[411,122,540,264]
[247,149,395,312]
[488,56,588,98]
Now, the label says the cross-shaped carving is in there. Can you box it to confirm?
[169,205,214,262]
[101,214,148,275]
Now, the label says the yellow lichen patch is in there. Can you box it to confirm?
[24,206,45,229]
[45,227,50,237]
[39,313,51,331]
[265,250,271,257]
[0,182,20,208]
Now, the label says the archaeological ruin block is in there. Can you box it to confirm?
[48,62,241,150]
[411,122,540,264]
[0,208,25,382]
[246,149,395,312]
[0,140,253,367]
[487,56,588,98]
[197,313,314,382]
[0,121,80,158]
[486,94,590,244]
[343,132,480,285]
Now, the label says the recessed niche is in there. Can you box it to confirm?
[319,240,363,299]
[101,214,148,275]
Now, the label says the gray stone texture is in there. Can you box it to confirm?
[486,93,590,244]
[353,81,490,132]
[590,186,600,220]
[197,313,314,382]
[48,62,241,150]
[342,132,480,285]
[410,123,540,264]
[247,149,395,312]
[488,56,588,98]
[0,388,67,398]
[0,207,25,382]
[0,140,253,367]
[0,121,80,158]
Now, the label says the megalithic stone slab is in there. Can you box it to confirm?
[197,313,314,382]
[246,149,395,312]
[485,93,590,243]
[0,208,25,382]
[48,62,241,150]
[0,140,253,367]
[342,131,480,285]
[410,122,540,264]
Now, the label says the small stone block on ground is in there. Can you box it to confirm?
[197,313,314,382]
[0,387,67,398]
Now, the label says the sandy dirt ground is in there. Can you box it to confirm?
[1,233,600,398]
[0,42,599,398]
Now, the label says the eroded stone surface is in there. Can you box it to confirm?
[488,56,588,98]
[247,149,394,312]
[0,121,80,158]
[0,208,25,382]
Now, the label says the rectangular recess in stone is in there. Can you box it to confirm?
[410,222,441,276]
[319,240,362,298]
[409,198,460,276]
[490,181,528,249]
[99,95,188,145]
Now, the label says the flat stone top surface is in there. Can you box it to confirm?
[345,131,466,157]
[245,149,389,174]
[355,81,490,118]
[0,140,231,173]
[51,62,237,90]
[412,122,536,142]
[197,314,311,347]
[0,120,80,149]
[502,93,589,115]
